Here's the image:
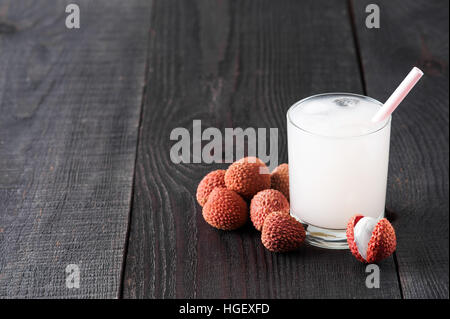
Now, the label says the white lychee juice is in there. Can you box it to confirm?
[287,93,391,249]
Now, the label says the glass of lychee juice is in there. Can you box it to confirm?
[287,93,391,249]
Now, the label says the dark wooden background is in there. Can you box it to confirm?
[0,0,448,299]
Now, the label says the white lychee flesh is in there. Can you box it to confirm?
[353,217,378,261]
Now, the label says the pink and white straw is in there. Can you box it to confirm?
[371,67,424,123]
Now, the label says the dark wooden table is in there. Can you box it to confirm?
[0,0,448,299]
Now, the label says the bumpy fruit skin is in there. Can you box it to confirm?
[261,211,305,252]
[366,218,397,263]
[250,189,290,231]
[270,163,289,201]
[196,170,226,207]
[237,156,265,165]
[225,157,270,199]
[347,214,397,263]
[347,215,366,262]
[202,187,248,230]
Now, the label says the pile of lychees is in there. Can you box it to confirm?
[196,157,304,253]
[197,156,398,263]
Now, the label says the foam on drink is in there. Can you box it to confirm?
[289,95,389,137]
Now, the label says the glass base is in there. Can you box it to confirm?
[291,211,385,249]
[303,224,348,249]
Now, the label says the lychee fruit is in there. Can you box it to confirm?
[270,163,289,201]
[237,156,265,165]
[250,189,290,231]
[196,169,226,207]
[347,215,397,263]
[224,157,270,199]
[202,187,248,230]
[261,211,306,252]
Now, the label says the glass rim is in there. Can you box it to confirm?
[287,92,392,139]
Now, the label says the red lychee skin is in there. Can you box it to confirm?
[250,189,290,231]
[347,215,366,263]
[225,157,270,199]
[202,187,248,230]
[261,211,306,252]
[236,156,265,165]
[196,170,226,207]
[347,214,397,263]
[270,163,289,201]
[366,219,397,263]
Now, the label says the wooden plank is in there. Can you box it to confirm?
[0,0,150,298]
[123,0,401,298]
[352,0,449,298]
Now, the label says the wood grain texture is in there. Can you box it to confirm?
[123,0,401,298]
[0,0,150,298]
[352,0,449,298]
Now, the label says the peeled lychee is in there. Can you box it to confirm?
[225,157,270,199]
[196,169,226,206]
[270,163,289,201]
[347,215,397,263]
[250,189,290,231]
[261,211,306,252]
[202,187,248,230]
